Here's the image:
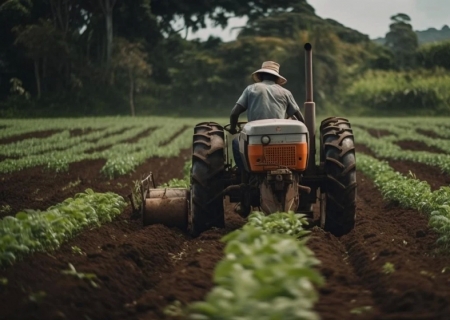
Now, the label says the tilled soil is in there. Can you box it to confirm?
[2,146,450,319]
[0,130,63,145]
[312,172,450,320]
[355,143,450,191]
[394,140,444,154]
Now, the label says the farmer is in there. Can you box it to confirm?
[229,61,305,172]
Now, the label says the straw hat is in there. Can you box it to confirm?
[252,61,287,85]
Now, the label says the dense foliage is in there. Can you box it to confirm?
[0,1,449,117]
[343,69,450,115]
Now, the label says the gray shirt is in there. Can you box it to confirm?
[236,80,300,121]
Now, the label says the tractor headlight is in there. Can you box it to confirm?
[261,135,270,145]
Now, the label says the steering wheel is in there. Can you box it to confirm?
[224,122,247,134]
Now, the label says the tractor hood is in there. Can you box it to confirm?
[242,119,308,136]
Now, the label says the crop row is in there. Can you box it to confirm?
[0,189,127,267]
[358,153,450,249]
[0,117,225,176]
[0,122,127,157]
[353,127,450,174]
[187,212,323,319]
[354,121,450,153]
[159,162,322,318]
[353,117,450,139]
[0,117,115,139]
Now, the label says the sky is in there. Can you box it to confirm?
[186,0,450,41]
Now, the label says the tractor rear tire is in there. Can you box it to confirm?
[190,122,225,236]
[320,117,357,236]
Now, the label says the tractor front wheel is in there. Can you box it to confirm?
[320,117,357,236]
[190,122,225,236]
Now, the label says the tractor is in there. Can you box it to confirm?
[139,43,356,237]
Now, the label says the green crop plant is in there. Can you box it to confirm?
[28,291,47,303]
[0,189,127,267]
[350,306,373,315]
[161,161,192,188]
[188,212,323,320]
[62,263,99,288]
[354,127,450,174]
[382,262,395,274]
[71,246,84,255]
[0,205,12,214]
[358,153,450,250]
[0,116,212,176]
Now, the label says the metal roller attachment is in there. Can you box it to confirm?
[142,188,189,230]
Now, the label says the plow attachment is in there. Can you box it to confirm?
[139,174,189,231]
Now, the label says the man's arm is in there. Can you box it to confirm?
[230,104,246,134]
[292,110,305,123]
[286,92,305,123]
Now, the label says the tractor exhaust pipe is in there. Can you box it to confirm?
[304,43,316,175]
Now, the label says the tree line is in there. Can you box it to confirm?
[0,1,448,117]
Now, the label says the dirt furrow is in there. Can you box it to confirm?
[340,173,450,319]
[134,203,245,320]
[309,226,379,320]
[0,149,191,217]
[395,140,444,154]
[355,143,450,191]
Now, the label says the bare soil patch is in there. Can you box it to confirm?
[389,160,450,191]
[395,140,444,154]
[70,128,105,137]
[355,143,450,191]
[119,127,155,144]
[86,126,135,143]
[367,128,392,138]
[355,143,376,157]
[159,126,190,147]
[416,128,441,139]
[0,130,62,145]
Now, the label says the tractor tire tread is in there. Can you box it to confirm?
[190,122,225,236]
[320,116,357,237]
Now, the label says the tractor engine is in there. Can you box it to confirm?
[237,119,309,213]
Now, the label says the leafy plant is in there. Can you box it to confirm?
[71,246,84,255]
[382,262,395,274]
[358,152,450,249]
[188,212,323,320]
[28,291,47,303]
[161,161,191,188]
[61,263,99,288]
[350,306,373,315]
[0,205,12,214]
[0,189,127,267]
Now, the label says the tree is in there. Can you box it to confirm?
[417,40,450,70]
[385,13,418,69]
[151,0,306,35]
[13,19,68,99]
[113,38,151,116]
[98,0,117,68]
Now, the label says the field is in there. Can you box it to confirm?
[1,116,450,320]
